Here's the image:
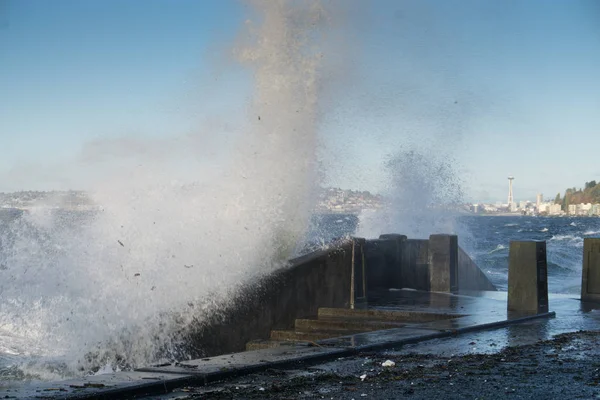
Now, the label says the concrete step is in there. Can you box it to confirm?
[294,317,406,333]
[270,329,361,342]
[317,307,460,322]
[245,339,310,351]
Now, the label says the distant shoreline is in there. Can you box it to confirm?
[473,212,523,217]
[469,213,599,218]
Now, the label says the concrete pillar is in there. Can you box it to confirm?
[364,240,387,290]
[365,236,405,290]
[401,239,430,290]
[428,234,459,293]
[581,238,600,302]
[378,234,407,288]
[508,241,548,314]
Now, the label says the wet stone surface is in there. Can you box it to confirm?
[0,371,193,399]
[148,331,600,399]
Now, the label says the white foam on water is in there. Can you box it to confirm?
[550,234,581,242]
[488,244,506,254]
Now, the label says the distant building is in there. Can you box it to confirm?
[315,187,382,214]
[536,193,543,208]
[483,204,499,212]
[548,203,563,215]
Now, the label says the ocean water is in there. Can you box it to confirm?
[457,215,599,293]
[1,210,598,383]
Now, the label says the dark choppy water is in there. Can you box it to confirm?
[458,216,599,293]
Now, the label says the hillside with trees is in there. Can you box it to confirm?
[555,180,600,208]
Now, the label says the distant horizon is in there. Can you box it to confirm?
[3,181,599,205]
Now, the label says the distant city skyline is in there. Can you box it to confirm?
[1,0,599,202]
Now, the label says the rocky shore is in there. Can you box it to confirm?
[154,330,600,399]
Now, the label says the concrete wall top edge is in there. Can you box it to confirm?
[429,234,457,237]
[378,233,408,239]
[288,236,371,268]
[288,241,352,267]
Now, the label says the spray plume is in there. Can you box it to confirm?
[357,148,466,240]
[0,0,328,379]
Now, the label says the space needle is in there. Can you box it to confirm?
[508,176,514,212]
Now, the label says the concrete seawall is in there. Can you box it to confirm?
[185,234,494,357]
[458,246,497,291]
[365,234,496,293]
[185,238,363,357]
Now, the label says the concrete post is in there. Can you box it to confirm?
[379,234,407,288]
[364,240,387,290]
[508,241,548,314]
[428,234,459,293]
[401,239,430,290]
[581,238,600,302]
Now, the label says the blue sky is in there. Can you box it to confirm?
[1,0,599,203]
